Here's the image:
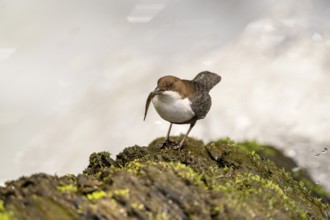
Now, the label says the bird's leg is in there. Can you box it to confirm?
[173,121,196,150]
[157,123,174,149]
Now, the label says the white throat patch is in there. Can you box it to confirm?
[152,91,195,123]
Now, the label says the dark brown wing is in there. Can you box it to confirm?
[182,80,212,120]
[189,92,211,120]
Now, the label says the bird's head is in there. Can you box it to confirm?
[152,75,184,96]
[144,75,185,121]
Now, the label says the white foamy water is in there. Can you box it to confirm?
[0,0,329,192]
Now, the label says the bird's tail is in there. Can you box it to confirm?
[193,71,221,91]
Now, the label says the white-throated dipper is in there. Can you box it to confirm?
[144,71,221,150]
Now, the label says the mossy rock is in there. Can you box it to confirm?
[237,140,330,203]
[0,137,329,219]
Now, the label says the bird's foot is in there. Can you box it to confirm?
[157,139,175,150]
[172,143,183,150]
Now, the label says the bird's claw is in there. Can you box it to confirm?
[157,139,175,149]
[157,139,184,150]
[172,144,182,150]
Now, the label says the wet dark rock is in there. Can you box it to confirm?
[0,137,329,220]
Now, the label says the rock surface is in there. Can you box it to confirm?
[0,137,329,220]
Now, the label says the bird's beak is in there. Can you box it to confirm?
[151,87,163,96]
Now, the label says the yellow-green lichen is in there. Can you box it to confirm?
[125,159,144,174]
[0,212,14,220]
[57,184,77,193]
[112,189,130,197]
[126,160,206,189]
[87,191,107,201]
[146,211,171,220]
[77,205,84,214]
[131,202,144,210]
[65,174,75,177]
[0,200,15,220]
[0,200,5,212]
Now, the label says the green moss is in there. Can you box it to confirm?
[238,140,261,153]
[263,147,276,156]
[237,140,330,203]
[205,139,328,218]
[216,137,236,145]
[84,151,115,175]
[57,184,77,193]
[208,172,308,219]
[292,170,330,201]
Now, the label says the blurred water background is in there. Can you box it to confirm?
[0,0,330,192]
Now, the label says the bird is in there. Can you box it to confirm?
[144,71,221,150]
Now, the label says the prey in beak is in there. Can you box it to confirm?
[144,87,163,121]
